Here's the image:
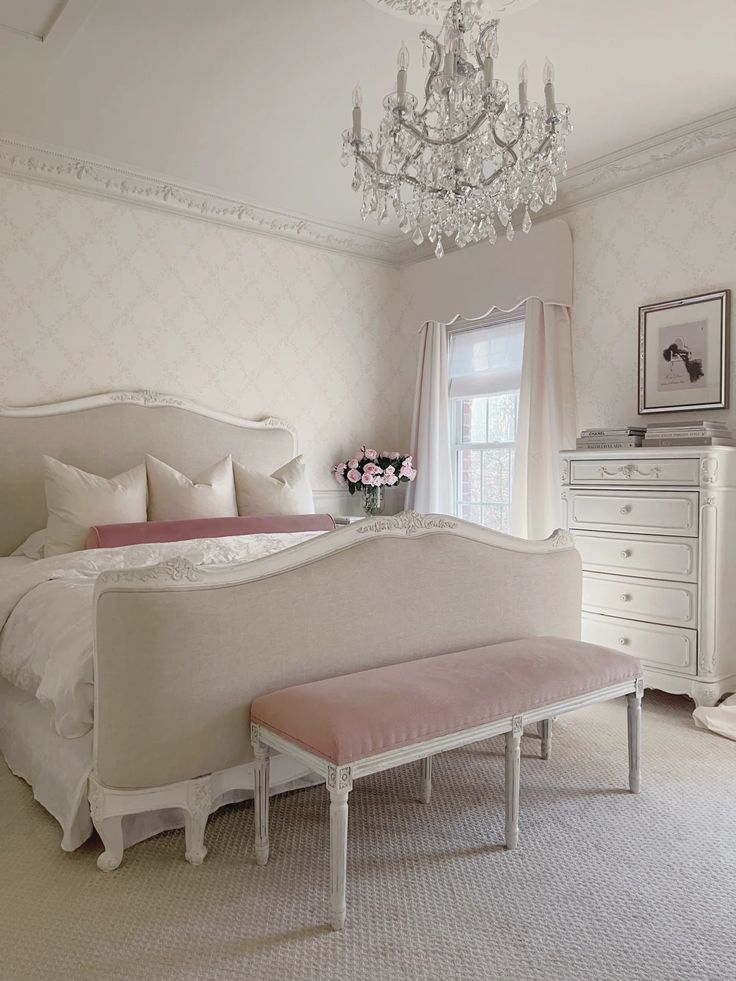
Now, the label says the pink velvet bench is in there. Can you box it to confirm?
[250,636,644,930]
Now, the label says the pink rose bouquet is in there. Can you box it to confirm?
[331,446,417,496]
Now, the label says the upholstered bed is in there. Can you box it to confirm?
[0,391,582,866]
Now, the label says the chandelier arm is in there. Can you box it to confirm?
[394,108,488,148]
[356,149,454,198]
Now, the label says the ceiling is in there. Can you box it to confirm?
[0,0,735,242]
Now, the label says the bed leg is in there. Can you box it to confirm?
[329,786,350,931]
[184,776,211,866]
[95,816,124,871]
[419,756,433,804]
[253,742,270,866]
[538,719,551,760]
[627,680,643,794]
[505,717,522,850]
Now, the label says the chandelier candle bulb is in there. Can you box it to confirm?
[483,55,493,87]
[518,60,529,111]
[543,58,555,116]
[352,84,363,140]
[396,42,410,100]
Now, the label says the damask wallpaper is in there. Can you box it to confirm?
[0,175,410,489]
[566,150,736,431]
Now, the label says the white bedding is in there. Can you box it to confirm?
[0,532,323,739]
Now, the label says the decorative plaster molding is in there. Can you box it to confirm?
[554,107,736,212]
[1,109,735,266]
[0,134,406,264]
[361,0,539,22]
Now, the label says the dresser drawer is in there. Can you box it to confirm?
[583,573,697,627]
[569,457,700,486]
[567,490,699,537]
[582,614,697,675]
[573,532,698,582]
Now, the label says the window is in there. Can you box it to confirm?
[449,316,525,533]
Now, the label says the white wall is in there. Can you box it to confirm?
[566,150,736,431]
[0,175,407,490]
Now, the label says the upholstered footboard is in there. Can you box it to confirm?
[90,512,582,868]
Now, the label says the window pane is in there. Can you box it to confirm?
[487,392,519,443]
[457,398,487,443]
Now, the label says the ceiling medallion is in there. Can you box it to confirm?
[361,0,541,25]
[343,0,570,258]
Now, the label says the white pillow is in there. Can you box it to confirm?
[146,455,238,522]
[234,455,315,516]
[43,457,148,557]
[11,529,47,560]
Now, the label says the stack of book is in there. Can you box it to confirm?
[576,427,646,450]
[643,421,736,447]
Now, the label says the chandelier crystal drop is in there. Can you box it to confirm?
[342,0,571,257]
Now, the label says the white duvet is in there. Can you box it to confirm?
[0,532,322,739]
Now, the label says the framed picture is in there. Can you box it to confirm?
[638,290,731,414]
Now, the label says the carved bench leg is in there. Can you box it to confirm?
[95,815,124,871]
[253,743,270,866]
[329,787,350,931]
[419,756,432,804]
[627,681,643,794]
[184,776,211,866]
[505,717,522,850]
[538,719,552,760]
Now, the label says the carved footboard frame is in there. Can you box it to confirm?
[90,512,582,870]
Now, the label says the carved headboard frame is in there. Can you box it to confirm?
[0,391,298,555]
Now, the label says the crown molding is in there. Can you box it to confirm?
[554,106,736,213]
[0,134,407,265]
[0,109,735,268]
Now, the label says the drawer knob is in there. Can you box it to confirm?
[620,593,632,602]
[618,637,630,646]
[620,549,632,559]
[619,504,632,515]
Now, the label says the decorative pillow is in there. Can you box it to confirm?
[85,514,336,549]
[146,455,238,522]
[11,529,47,560]
[43,457,148,557]
[234,456,315,516]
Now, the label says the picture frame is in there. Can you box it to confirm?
[638,289,731,414]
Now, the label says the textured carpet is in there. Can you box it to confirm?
[1,691,735,981]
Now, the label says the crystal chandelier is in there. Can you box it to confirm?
[341,0,571,258]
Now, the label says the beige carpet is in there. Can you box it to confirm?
[1,691,734,981]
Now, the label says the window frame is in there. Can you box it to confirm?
[448,311,525,531]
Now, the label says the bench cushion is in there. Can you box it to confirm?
[251,636,642,765]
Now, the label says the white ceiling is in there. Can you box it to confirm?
[0,0,735,238]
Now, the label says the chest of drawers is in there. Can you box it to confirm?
[560,447,736,707]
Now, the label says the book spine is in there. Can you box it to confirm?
[643,437,735,447]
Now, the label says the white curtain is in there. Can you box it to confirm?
[511,298,577,540]
[406,321,453,514]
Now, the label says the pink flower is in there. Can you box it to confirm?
[361,472,374,485]
[335,472,346,485]
[384,465,395,475]
[363,462,382,476]
[363,448,378,461]
[348,458,360,470]
[332,462,346,474]
[390,452,401,460]
[347,469,361,483]
[400,464,417,480]
[384,473,398,486]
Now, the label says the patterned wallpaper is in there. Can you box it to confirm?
[0,176,410,489]
[566,150,736,431]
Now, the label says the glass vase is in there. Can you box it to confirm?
[361,484,384,516]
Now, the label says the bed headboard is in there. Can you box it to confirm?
[0,391,297,556]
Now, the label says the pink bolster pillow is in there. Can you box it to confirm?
[85,514,336,549]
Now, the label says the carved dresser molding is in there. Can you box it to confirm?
[560,445,736,708]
